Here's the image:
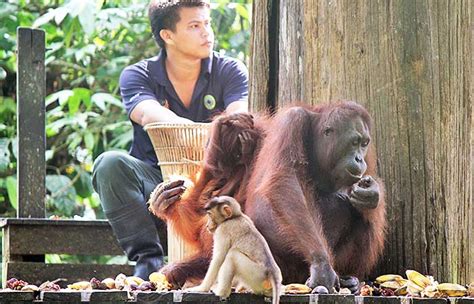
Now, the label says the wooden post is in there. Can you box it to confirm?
[16,27,46,218]
[249,0,473,283]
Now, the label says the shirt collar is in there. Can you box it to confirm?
[149,49,213,86]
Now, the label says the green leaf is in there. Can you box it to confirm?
[46,254,62,263]
[32,9,56,28]
[91,92,122,111]
[54,6,69,25]
[73,166,93,198]
[235,4,249,20]
[0,67,6,80]
[0,138,10,172]
[84,131,94,150]
[66,0,97,35]
[0,3,17,19]
[46,90,73,107]
[46,174,77,216]
[6,175,17,210]
[68,94,80,115]
[72,87,92,110]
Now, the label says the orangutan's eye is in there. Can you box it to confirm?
[324,127,333,136]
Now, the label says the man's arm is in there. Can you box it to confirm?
[130,99,193,126]
[225,100,248,114]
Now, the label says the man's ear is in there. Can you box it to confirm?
[160,29,175,46]
[221,205,233,219]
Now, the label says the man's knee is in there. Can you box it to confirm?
[92,151,133,190]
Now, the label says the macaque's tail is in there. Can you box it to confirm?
[271,275,281,304]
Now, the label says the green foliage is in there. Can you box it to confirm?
[0,0,251,222]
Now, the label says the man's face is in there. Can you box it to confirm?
[164,6,214,59]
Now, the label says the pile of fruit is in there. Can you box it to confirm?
[3,270,473,299]
[361,270,473,298]
[4,272,171,292]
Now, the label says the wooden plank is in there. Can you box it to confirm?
[40,291,81,303]
[16,27,46,218]
[1,219,125,256]
[134,291,173,303]
[4,262,134,287]
[314,294,355,304]
[135,292,336,304]
[456,298,474,304]
[0,290,34,302]
[411,298,448,304]
[355,296,402,304]
[89,290,129,303]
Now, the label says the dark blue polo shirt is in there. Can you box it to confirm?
[119,50,248,168]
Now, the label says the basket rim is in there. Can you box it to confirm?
[144,122,211,131]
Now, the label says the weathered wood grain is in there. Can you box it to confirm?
[16,27,46,218]
[249,0,472,283]
[1,219,125,255]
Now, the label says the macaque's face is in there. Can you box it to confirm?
[205,205,229,233]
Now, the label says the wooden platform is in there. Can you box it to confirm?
[0,218,135,286]
[0,291,472,304]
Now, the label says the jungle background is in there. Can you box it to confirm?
[0,0,251,267]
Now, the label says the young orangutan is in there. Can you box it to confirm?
[148,112,266,287]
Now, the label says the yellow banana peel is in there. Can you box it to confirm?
[380,280,404,290]
[421,285,441,298]
[67,281,91,290]
[406,280,424,296]
[406,270,431,288]
[284,283,312,294]
[375,274,403,285]
[437,283,467,297]
[101,278,115,289]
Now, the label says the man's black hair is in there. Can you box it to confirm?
[149,0,210,49]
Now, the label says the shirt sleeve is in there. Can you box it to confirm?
[119,62,158,116]
[222,58,249,108]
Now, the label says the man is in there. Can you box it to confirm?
[92,0,248,280]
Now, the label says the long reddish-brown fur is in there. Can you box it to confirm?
[154,112,268,287]
[245,102,386,284]
[154,102,386,288]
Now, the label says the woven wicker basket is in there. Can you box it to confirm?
[144,123,211,181]
[144,122,210,262]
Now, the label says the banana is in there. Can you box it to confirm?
[380,280,404,290]
[114,273,127,290]
[149,272,167,284]
[149,272,172,291]
[101,278,116,289]
[394,285,408,296]
[375,274,403,284]
[125,276,144,286]
[284,283,312,294]
[468,282,474,297]
[421,285,441,298]
[67,281,91,290]
[406,280,424,296]
[21,285,39,292]
[437,283,467,297]
[406,270,431,288]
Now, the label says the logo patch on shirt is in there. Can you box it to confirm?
[203,94,216,110]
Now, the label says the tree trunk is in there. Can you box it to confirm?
[249,0,473,283]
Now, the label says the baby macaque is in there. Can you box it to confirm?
[187,196,282,304]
